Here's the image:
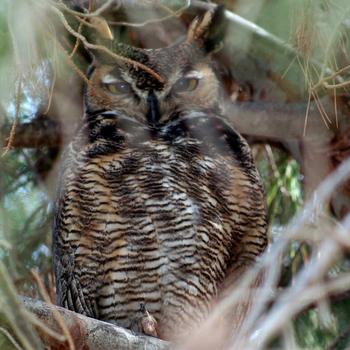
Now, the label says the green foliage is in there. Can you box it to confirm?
[255,145,303,225]
[294,308,336,349]
[294,299,350,350]
[0,149,52,288]
[0,3,10,58]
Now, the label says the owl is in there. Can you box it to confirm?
[53,7,267,340]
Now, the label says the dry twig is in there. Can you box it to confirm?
[55,0,116,18]
[43,62,57,115]
[31,270,76,350]
[51,4,164,83]
[0,326,23,350]
[109,0,191,27]
[2,76,22,156]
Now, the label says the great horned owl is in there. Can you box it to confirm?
[53,7,267,340]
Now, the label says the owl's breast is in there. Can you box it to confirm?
[67,135,249,333]
[58,124,266,338]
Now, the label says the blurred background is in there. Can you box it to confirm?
[1,0,350,349]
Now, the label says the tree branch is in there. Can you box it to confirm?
[1,101,339,150]
[225,101,335,141]
[21,296,171,350]
[1,117,62,149]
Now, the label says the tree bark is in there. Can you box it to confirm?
[1,100,337,150]
[1,117,62,149]
[225,101,334,141]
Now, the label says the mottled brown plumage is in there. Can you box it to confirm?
[53,7,267,340]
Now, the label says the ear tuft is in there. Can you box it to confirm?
[186,5,227,53]
[89,17,114,40]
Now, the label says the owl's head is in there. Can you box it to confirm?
[85,6,227,126]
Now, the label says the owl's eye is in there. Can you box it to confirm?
[173,77,199,93]
[104,81,131,94]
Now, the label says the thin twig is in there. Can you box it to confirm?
[265,144,289,196]
[334,85,338,129]
[303,90,312,136]
[31,271,76,350]
[297,55,331,129]
[312,63,350,90]
[281,55,297,79]
[74,16,95,28]
[0,263,43,350]
[317,2,350,83]
[43,63,57,115]
[55,0,115,18]
[51,4,164,83]
[155,1,179,16]
[323,79,350,90]
[69,21,83,58]
[56,40,90,84]
[2,76,22,156]
[27,315,66,343]
[109,0,191,27]
[69,0,93,50]
[311,90,331,128]
[0,326,24,350]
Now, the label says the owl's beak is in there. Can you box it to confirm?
[146,89,160,127]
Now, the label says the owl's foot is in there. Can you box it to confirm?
[140,303,158,337]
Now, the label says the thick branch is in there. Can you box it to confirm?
[225,101,335,141]
[1,117,62,149]
[21,296,171,350]
[1,101,338,150]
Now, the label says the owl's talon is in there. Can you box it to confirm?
[140,303,158,337]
